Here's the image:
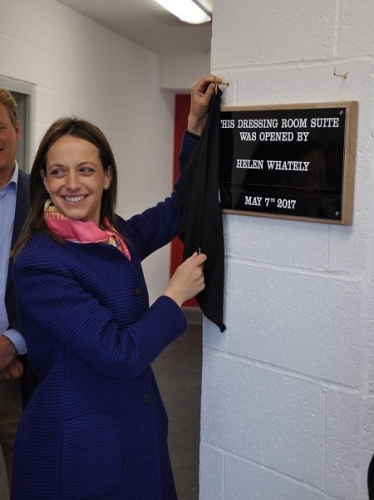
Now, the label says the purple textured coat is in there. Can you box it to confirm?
[11,133,197,500]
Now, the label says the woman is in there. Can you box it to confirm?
[10,75,219,500]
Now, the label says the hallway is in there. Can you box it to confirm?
[0,320,202,500]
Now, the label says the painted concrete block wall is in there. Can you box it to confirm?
[0,0,176,304]
[200,1,374,499]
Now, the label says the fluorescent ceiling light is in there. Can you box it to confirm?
[154,0,211,25]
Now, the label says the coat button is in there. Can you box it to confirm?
[134,287,141,297]
[143,393,151,404]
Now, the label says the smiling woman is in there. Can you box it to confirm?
[9,74,218,500]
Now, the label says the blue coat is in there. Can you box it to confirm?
[11,133,197,500]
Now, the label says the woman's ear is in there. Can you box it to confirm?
[105,166,113,189]
[107,165,113,180]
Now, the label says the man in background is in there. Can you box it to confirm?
[0,87,33,497]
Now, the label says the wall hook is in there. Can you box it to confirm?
[334,68,348,79]
[213,77,229,94]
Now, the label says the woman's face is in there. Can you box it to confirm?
[43,135,112,225]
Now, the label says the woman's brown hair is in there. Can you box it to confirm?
[13,117,119,257]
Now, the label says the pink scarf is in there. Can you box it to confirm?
[43,200,131,260]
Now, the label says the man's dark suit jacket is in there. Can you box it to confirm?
[4,168,36,406]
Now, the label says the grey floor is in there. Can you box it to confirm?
[0,321,202,500]
[153,322,202,500]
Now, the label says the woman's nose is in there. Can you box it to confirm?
[65,172,80,189]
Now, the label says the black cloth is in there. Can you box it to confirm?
[177,87,226,332]
[368,454,374,499]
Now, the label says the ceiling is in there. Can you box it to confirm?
[56,0,213,56]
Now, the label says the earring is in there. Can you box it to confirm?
[45,186,50,193]
[104,184,109,190]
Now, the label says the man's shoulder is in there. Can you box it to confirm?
[17,169,30,201]
[18,168,30,182]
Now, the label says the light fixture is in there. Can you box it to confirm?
[154,0,211,25]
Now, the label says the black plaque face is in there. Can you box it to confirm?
[219,103,357,223]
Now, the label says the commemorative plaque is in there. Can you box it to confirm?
[219,101,358,224]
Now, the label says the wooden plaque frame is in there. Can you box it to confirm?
[219,101,358,225]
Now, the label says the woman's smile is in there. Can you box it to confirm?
[64,195,85,202]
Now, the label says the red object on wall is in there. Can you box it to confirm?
[170,94,198,308]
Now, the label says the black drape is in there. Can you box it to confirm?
[177,87,226,332]
[368,454,374,499]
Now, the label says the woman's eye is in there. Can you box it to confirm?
[50,168,65,176]
[79,167,94,174]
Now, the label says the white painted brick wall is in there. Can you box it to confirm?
[201,0,374,498]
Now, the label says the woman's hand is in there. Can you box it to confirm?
[163,252,207,307]
[187,74,223,136]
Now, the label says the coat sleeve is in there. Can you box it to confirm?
[13,246,187,380]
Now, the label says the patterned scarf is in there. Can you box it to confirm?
[43,200,131,260]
